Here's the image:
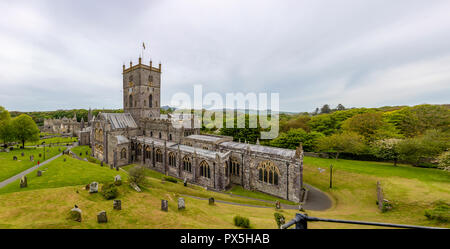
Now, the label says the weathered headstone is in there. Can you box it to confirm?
[13,156,17,161]
[97,211,107,223]
[114,175,122,185]
[21,152,24,157]
[161,200,168,211]
[178,198,185,210]
[100,161,103,167]
[37,170,42,177]
[377,181,384,211]
[39,153,42,158]
[86,151,88,155]
[113,200,121,210]
[30,155,34,161]
[89,182,98,193]
[20,176,27,188]
[85,184,90,191]
[79,152,82,156]
[116,166,119,171]
[64,158,66,162]
[275,201,281,210]
[69,205,82,222]
[209,197,215,205]
[130,182,141,192]
[183,178,187,187]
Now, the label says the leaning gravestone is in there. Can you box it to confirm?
[209,197,215,205]
[161,200,168,212]
[20,176,27,188]
[69,205,82,222]
[97,211,107,223]
[178,198,185,210]
[37,170,42,177]
[89,182,98,193]
[130,182,141,192]
[113,200,121,210]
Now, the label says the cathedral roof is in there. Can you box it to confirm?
[185,134,231,143]
[100,113,138,129]
[116,135,130,145]
[219,141,296,158]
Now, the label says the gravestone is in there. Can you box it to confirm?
[130,182,141,192]
[69,205,82,222]
[64,158,66,162]
[85,184,90,191]
[86,151,88,155]
[13,156,17,161]
[97,211,107,223]
[161,200,168,211]
[114,175,122,185]
[183,178,187,187]
[89,182,98,193]
[113,200,121,210]
[30,155,34,161]
[377,181,384,211]
[100,162,103,167]
[20,176,27,188]
[275,201,281,210]
[178,198,185,210]
[39,153,42,158]
[37,170,42,177]
[79,152,82,156]
[21,152,24,157]
[116,167,119,171]
[209,197,215,205]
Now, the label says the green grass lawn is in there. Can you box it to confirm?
[70,145,91,159]
[25,137,78,146]
[0,146,66,182]
[303,156,450,228]
[226,185,297,205]
[0,155,127,195]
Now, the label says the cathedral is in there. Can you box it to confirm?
[88,57,305,202]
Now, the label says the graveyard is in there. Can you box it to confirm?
[0,144,448,228]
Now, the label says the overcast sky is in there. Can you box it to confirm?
[1,0,449,113]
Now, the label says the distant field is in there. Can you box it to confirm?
[0,146,65,182]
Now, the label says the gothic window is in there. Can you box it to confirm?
[168,152,176,167]
[129,95,133,107]
[145,146,151,159]
[183,156,192,172]
[149,95,153,108]
[230,160,240,176]
[169,134,172,141]
[159,132,162,139]
[150,131,153,137]
[257,161,280,186]
[137,144,142,156]
[199,161,210,178]
[121,148,127,159]
[155,149,163,163]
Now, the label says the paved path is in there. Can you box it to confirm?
[0,149,69,189]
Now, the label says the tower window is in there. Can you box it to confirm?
[129,95,133,107]
[149,95,153,108]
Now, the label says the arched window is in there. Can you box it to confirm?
[257,161,280,185]
[121,148,127,159]
[230,160,240,176]
[183,156,192,172]
[149,94,153,108]
[199,161,210,178]
[145,146,151,159]
[150,131,153,137]
[156,149,163,163]
[168,152,176,167]
[137,144,142,156]
[129,95,133,107]
[159,132,162,139]
[169,134,172,141]
[98,129,103,142]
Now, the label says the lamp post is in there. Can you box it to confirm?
[329,164,333,189]
[42,141,46,161]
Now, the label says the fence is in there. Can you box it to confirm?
[280,213,445,229]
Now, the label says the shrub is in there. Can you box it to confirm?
[274,213,285,228]
[234,215,250,228]
[163,176,178,183]
[424,201,450,223]
[101,182,119,200]
[129,165,146,186]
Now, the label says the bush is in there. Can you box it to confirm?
[129,165,146,186]
[163,176,178,183]
[274,213,285,228]
[234,215,250,228]
[101,182,119,200]
[424,201,450,223]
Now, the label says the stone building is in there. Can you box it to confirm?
[43,114,81,136]
[90,57,304,202]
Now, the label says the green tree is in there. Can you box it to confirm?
[397,129,449,166]
[336,104,346,111]
[11,114,40,148]
[316,132,366,159]
[437,151,450,171]
[371,138,402,166]
[341,112,401,142]
[0,106,15,147]
[320,104,331,114]
[269,128,324,151]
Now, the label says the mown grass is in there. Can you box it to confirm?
[0,155,127,195]
[226,185,297,205]
[303,156,450,228]
[0,146,65,182]
[26,137,78,146]
[71,145,91,160]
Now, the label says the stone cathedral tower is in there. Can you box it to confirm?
[122,57,161,122]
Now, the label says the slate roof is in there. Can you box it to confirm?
[171,144,229,159]
[220,141,296,158]
[100,113,137,129]
[116,135,130,145]
[133,136,177,147]
[185,134,224,143]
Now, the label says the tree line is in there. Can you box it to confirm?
[0,106,40,148]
